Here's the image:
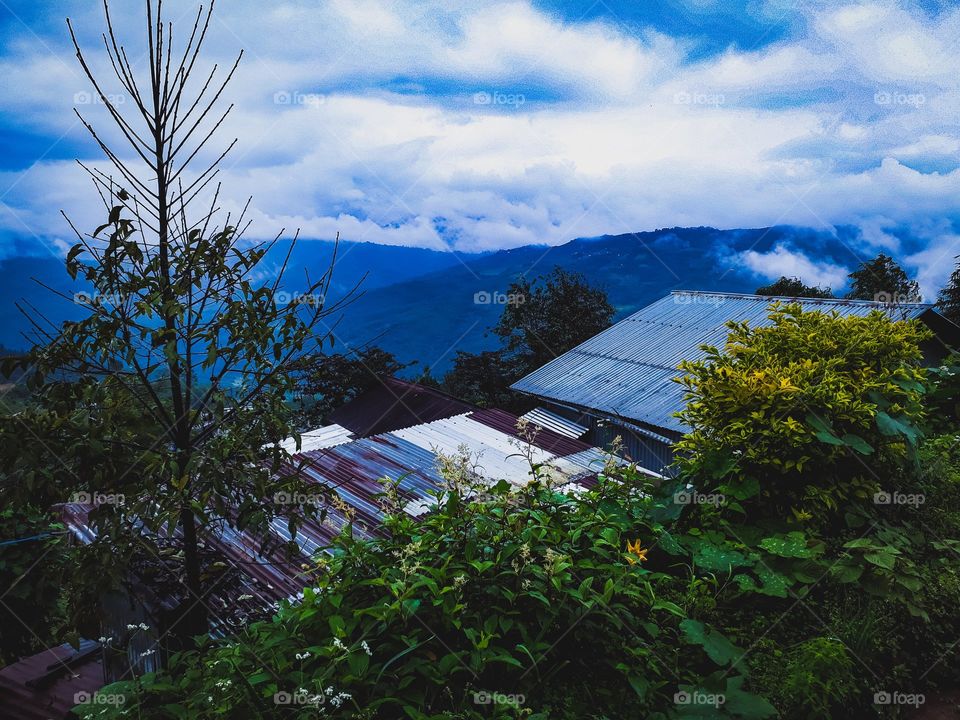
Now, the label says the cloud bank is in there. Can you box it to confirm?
[1,0,960,295]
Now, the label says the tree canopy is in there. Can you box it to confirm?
[845,253,920,302]
[755,276,834,298]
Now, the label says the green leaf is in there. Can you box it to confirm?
[864,552,895,570]
[841,434,874,455]
[875,411,921,445]
[679,619,743,666]
[759,532,812,558]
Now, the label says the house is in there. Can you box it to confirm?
[511,291,960,474]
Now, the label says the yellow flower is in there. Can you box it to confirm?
[625,539,649,565]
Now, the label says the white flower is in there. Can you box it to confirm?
[325,686,334,696]
[138,623,149,631]
[360,640,372,656]
[140,649,155,657]
[295,651,311,660]
[331,692,351,708]
[332,638,346,651]
[126,624,138,631]
[238,594,254,602]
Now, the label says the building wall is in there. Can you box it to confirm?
[536,401,679,476]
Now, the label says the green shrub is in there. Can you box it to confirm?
[76,458,775,719]
[675,303,929,523]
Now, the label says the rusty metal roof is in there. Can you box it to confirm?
[0,640,104,720]
[327,376,474,437]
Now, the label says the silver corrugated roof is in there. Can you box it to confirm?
[512,291,936,435]
[521,407,589,438]
[278,424,354,453]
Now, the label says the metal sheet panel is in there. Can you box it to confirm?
[512,291,937,434]
[521,407,589,438]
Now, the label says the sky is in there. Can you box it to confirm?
[1,0,960,295]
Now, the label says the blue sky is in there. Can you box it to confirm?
[1,0,960,295]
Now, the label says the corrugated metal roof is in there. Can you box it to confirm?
[0,640,104,720]
[58,407,645,634]
[278,424,354,453]
[512,291,939,435]
[328,376,474,437]
[521,407,589,438]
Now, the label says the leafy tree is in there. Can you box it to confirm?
[845,253,920,302]
[1,1,349,637]
[675,303,929,521]
[442,349,528,411]
[494,267,614,371]
[755,276,833,299]
[292,347,407,430]
[937,257,960,324]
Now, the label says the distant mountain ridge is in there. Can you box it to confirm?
[0,226,877,372]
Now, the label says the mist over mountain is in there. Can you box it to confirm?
[0,226,902,373]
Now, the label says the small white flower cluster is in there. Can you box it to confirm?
[324,686,352,708]
[332,638,346,651]
[360,640,372,656]
[295,651,311,660]
[125,623,150,631]
[214,679,231,690]
[96,636,113,645]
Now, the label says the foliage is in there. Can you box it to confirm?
[0,0,349,637]
[493,267,614,371]
[754,276,833,299]
[0,507,71,664]
[442,267,614,410]
[292,347,407,429]
[937,256,960,324]
[675,303,929,521]
[443,349,529,411]
[77,457,775,719]
[845,253,920,302]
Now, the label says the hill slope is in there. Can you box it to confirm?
[0,226,870,373]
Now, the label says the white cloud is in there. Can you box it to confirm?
[1,0,960,292]
[739,244,849,290]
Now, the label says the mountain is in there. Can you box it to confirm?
[0,226,871,372]
[325,226,870,373]
[0,239,471,352]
